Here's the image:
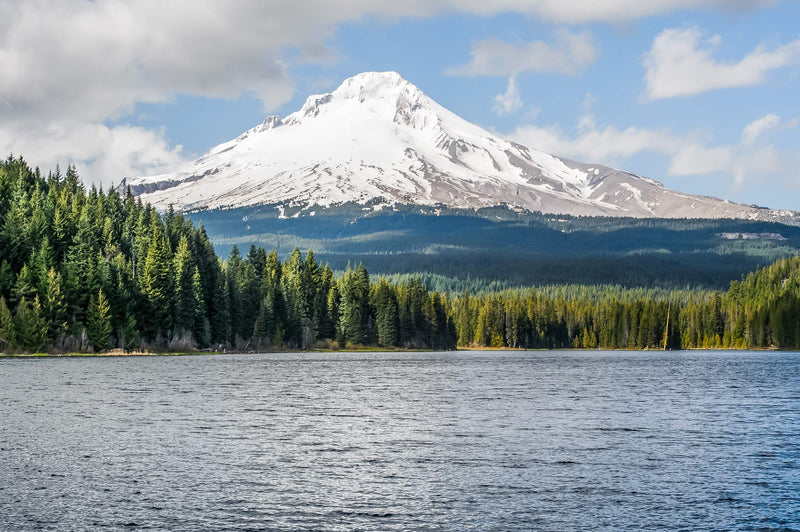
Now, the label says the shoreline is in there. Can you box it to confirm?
[0,346,793,358]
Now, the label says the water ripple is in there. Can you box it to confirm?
[1,350,799,531]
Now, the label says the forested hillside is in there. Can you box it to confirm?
[452,256,800,350]
[1,156,798,353]
[0,156,454,353]
[190,203,800,291]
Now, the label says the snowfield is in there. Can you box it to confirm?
[121,71,795,222]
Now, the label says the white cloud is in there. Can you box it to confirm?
[508,111,792,191]
[741,113,780,146]
[494,76,524,115]
[438,0,775,24]
[0,1,308,124]
[668,144,734,176]
[643,27,800,100]
[512,122,679,164]
[447,30,596,76]
[0,0,782,185]
[0,1,779,125]
[0,120,188,186]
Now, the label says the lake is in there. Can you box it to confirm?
[1,351,798,531]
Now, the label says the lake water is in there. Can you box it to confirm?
[1,351,798,531]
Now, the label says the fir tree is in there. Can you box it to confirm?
[192,267,210,347]
[373,279,399,347]
[0,260,13,300]
[339,264,371,345]
[86,290,112,351]
[173,235,195,335]
[0,297,16,350]
[13,296,48,352]
[42,267,68,341]
[140,224,172,339]
[13,264,38,304]
[252,297,272,349]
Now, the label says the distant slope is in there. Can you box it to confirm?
[123,71,796,223]
[189,205,800,290]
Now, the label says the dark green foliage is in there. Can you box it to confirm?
[86,291,112,351]
[42,268,67,341]
[339,264,371,345]
[0,157,458,352]
[192,268,211,348]
[13,264,37,304]
[0,260,13,299]
[141,224,173,338]
[441,256,800,350]
[173,235,195,336]
[191,203,800,291]
[0,155,797,353]
[0,156,224,352]
[12,297,48,352]
[0,297,15,349]
[373,279,399,347]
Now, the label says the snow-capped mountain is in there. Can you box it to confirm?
[121,71,795,221]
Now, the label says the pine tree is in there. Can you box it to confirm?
[0,297,16,350]
[314,265,335,340]
[237,260,261,340]
[86,290,113,351]
[173,235,195,336]
[32,237,55,297]
[13,264,38,304]
[327,283,341,343]
[192,267,210,347]
[0,260,13,300]
[2,174,34,271]
[373,279,399,347]
[123,313,140,350]
[223,246,242,345]
[210,272,229,346]
[302,250,320,321]
[13,296,48,352]
[42,267,68,341]
[252,297,272,349]
[51,191,72,262]
[339,264,371,345]
[140,223,172,339]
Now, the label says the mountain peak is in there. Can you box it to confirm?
[334,71,416,97]
[122,72,795,223]
[288,71,428,123]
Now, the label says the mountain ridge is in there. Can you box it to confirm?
[122,71,796,223]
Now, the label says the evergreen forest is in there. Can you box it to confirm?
[1,155,799,354]
[191,201,800,291]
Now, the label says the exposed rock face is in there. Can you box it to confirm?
[120,71,796,223]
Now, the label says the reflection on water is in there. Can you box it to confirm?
[1,351,798,531]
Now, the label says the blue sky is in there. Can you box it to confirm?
[1,0,798,209]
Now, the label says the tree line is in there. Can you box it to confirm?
[0,156,454,352]
[0,156,798,353]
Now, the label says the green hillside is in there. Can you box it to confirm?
[190,203,800,291]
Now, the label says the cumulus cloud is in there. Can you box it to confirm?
[741,113,780,146]
[494,76,524,115]
[668,143,785,191]
[511,121,679,165]
[0,0,782,185]
[447,30,596,77]
[0,119,188,185]
[668,144,735,176]
[507,111,793,191]
[0,0,312,124]
[0,0,779,124]
[643,27,800,100]
[439,0,775,24]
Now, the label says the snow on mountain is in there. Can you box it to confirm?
[121,71,795,222]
